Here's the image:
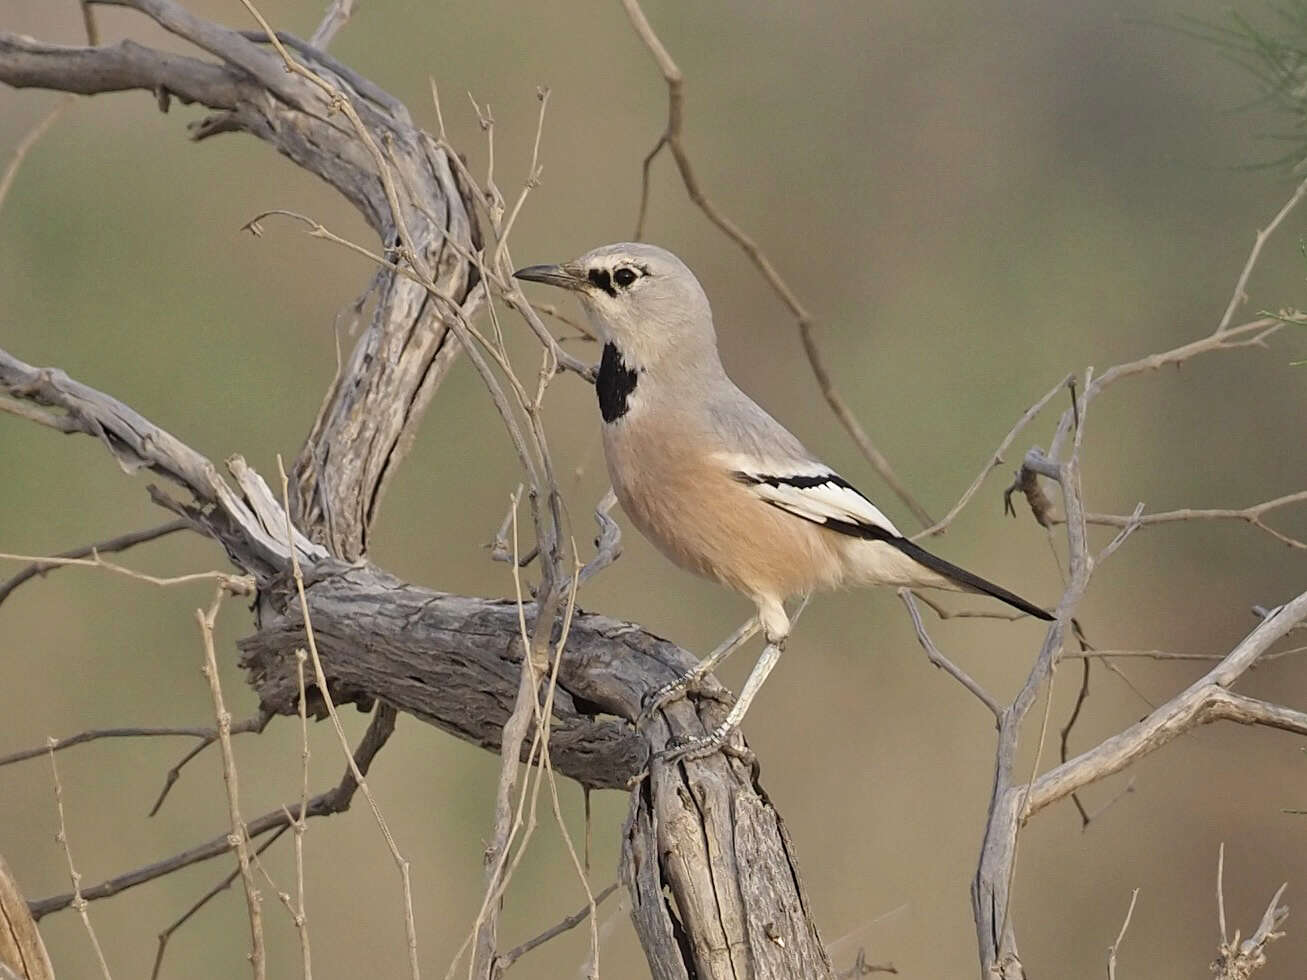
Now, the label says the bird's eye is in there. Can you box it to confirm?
[613,267,638,288]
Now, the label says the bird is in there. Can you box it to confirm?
[514,243,1052,757]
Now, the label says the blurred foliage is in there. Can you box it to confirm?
[1180,0,1307,170]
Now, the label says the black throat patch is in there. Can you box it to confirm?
[597,342,639,423]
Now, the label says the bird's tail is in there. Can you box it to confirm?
[890,537,1054,621]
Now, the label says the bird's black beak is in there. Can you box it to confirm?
[512,262,587,292]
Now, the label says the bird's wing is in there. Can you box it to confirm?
[718,453,903,539]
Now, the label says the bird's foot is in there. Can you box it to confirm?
[637,673,734,728]
[655,724,754,767]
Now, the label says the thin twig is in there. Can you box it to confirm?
[1063,645,1307,663]
[1106,888,1139,980]
[1211,846,1289,979]
[916,373,1073,539]
[149,827,290,980]
[897,590,1002,718]
[1217,175,1307,334]
[47,741,114,980]
[0,718,261,770]
[538,565,600,979]
[837,950,899,977]
[31,708,397,920]
[308,0,355,49]
[909,590,1024,621]
[196,585,266,980]
[275,455,421,980]
[148,711,273,817]
[1078,491,1307,550]
[1061,656,1093,829]
[1045,316,1283,465]
[0,551,249,592]
[1218,842,1228,944]
[493,882,619,971]
[1082,778,1136,826]
[0,95,74,218]
[0,520,191,609]
[291,647,313,977]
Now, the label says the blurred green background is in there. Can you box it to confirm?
[3,1,1307,977]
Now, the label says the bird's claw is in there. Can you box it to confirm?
[637,674,734,728]
[655,725,753,766]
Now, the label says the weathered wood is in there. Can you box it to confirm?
[237,561,661,790]
[0,854,54,980]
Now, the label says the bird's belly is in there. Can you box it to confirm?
[603,428,841,600]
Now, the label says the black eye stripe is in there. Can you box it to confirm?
[588,263,647,295]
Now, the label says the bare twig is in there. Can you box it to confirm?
[618,0,933,528]
[0,519,191,609]
[492,882,619,972]
[1217,175,1307,334]
[308,0,355,49]
[149,711,272,817]
[0,550,249,592]
[1218,842,1229,945]
[196,584,265,980]
[149,827,290,980]
[1211,847,1288,979]
[1079,491,1307,550]
[1020,596,1307,821]
[31,705,397,920]
[909,590,1025,621]
[0,96,74,218]
[837,950,898,977]
[290,647,313,977]
[275,456,420,980]
[47,742,113,980]
[1106,888,1139,980]
[0,717,262,771]
[1061,656,1093,829]
[470,494,547,978]
[917,373,1073,540]
[1064,645,1307,663]
[897,591,1002,718]
[1081,779,1136,826]
[1046,317,1284,463]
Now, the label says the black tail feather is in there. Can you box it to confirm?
[890,536,1054,621]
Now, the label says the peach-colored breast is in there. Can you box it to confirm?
[602,418,845,603]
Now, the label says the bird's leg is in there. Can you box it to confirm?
[655,595,790,763]
[637,616,760,727]
[657,634,786,764]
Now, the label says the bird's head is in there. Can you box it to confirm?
[514,243,717,369]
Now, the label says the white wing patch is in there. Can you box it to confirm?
[716,452,902,538]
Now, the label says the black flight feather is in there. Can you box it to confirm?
[738,472,1054,621]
